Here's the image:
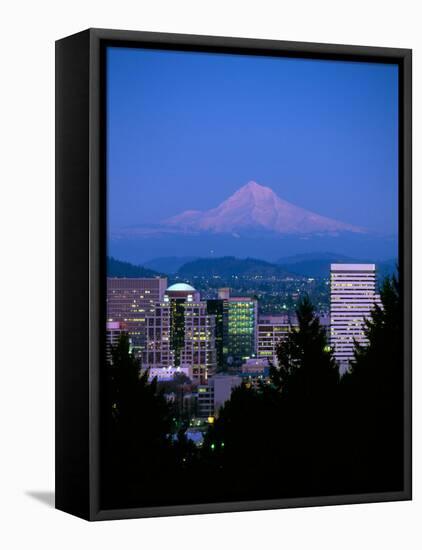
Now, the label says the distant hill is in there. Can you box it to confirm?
[107,256,164,278]
[144,256,198,274]
[277,252,354,265]
[177,256,297,278]
[277,253,397,279]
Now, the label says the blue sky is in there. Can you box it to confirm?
[107,46,398,236]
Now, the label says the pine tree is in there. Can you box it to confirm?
[270,294,339,399]
[103,333,174,506]
[269,295,341,494]
[347,274,401,395]
[340,274,403,492]
[201,296,342,500]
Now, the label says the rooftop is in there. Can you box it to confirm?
[166,282,196,292]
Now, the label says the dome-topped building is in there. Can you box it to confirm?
[143,280,215,383]
[166,283,196,293]
[165,282,199,302]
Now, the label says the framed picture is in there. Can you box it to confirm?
[55,28,412,521]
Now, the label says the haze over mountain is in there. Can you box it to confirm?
[163,181,365,236]
[109,181,397,264]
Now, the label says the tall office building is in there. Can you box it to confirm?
[330,264,381,372]
[106,277,168,355]
[142,300,174,368]
[206,288,257,368]
[257,314,297,365]
[143,283,216,384]
[226,293,258,366]
[206,298,229,369]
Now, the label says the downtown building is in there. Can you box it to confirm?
[330,263,381,372]
[143,283,216,384]
[106,320,127,364]
[106,277,168,355]
[257,314,297,365]
[216,288,258,368]
[197,374,242,418]
[206,297,229,369]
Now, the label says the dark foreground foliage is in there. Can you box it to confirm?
[101,277,404,509]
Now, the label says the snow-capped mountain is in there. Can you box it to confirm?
[163,181,365,236]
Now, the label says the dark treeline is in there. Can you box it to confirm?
[101,275,404,509]
[107,256,162,278]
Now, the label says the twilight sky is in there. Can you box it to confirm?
[107,46,398,236]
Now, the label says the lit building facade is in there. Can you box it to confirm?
[143,301,174,368]
[141,365,192,382]
[106,320,127,364]
[106,277,168,355]
[227,297,257,365]
[330,264,381,372]
[240,357,271,388]
[143,283,216,384]
[197,374,242,418]
[210,288,258,367]
[257,314,296,365]
[206,298,229,369]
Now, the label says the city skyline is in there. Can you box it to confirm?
[102,44,404,509]
[106,264,378,410]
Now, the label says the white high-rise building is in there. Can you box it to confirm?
[330,264,381,372]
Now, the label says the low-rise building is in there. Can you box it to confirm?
[257,314,296,365]
[141,365,192,382]
[240,357,271,388]
[197,374,242,418]
[106,321,127,364]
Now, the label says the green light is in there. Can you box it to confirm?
[210,443,215,450]
[221,442,225,448]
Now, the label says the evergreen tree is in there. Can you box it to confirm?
[201,296,342,501]
[269,295,341,494]
[103,333,174,507]
[202,382,285,501]
[270,294,339,398]
[340,274,403,492]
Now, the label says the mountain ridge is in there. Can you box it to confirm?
[176,256,299,279]
[163,181,365,236]
[107,256,164,278]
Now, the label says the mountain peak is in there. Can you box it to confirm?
[238,180,273,195]
[163,181,365,236]
[244,180,265,190]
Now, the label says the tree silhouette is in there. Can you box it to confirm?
[101,282,404,507]
[340,274,403,492]
[270,294,339,395]
[202,382,286,501]
[269,295,341,494]
[201,296,342,500]
[103,333,174,507]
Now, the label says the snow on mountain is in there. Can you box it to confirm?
[163,181,365,235]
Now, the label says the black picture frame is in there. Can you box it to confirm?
[55,28,412,521]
